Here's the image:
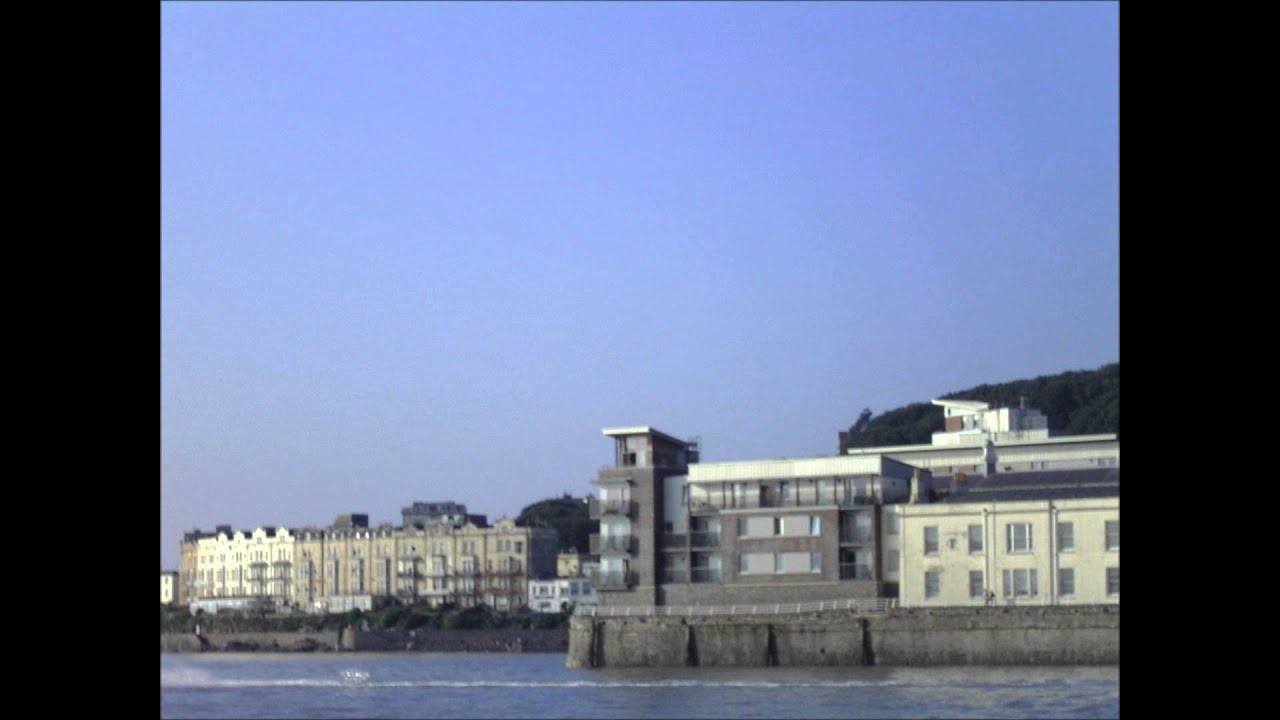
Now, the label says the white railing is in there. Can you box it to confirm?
[574,597,897,617]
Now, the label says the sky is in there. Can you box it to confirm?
[161,2,1119,569]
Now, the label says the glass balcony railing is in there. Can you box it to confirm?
[691,567,722,583]
[588,498,637,519]
[839,563,872,580]
[589,534,636,555]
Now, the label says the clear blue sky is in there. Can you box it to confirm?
[161,2,1118,569]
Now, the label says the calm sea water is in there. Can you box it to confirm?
[160,652,1119,719]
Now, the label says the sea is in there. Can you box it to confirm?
[160,652,1119,719]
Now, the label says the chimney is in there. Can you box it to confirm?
[838,431,849,451]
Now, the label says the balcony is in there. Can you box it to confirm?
[839,528,873,544]
[591,570,636,590]
[688,499,719,515]
[590,534,636,555]
[662,568,689,583]
[839,495,881,508]
[588,498,637,519]
[690,532,720,548]
[691,567,722,583]
[660,533,687,550]
[839,563,873,580]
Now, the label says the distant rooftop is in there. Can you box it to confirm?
[602,426,691,446]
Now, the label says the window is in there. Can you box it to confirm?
[887,549,899,573]
[774,553,784,573]
[1002,568,1038,598]
[1059,568,1075,596]
[1105,520,1119,551]
[924,526,939,555]
[1106,567,1119,596]
[969,570,984,599]
[515,542,523,553]
[924,571,940,598]
[810,552,822,573]
[773,517,783,535]
[810,516,822,535]
[968,524,984,553]
[1006,523,1033,553]
[1057,522,1075,552]
[885,513,899,536]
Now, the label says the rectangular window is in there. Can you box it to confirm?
[1106,567,1120,596]
[1002,568,1039,598]
[1006,523,1033,553]
[1058,522,1075,552]
[810,516,821,535]
[774,553,784,573]
[887,549,899,573]
[773,517,783,535]
[924,571,940,598]
[969,570,984,599]
[738,517,748,537]
[1059,568,1075,596]
[924,526,939,555]
[885,512,899,536]
[968,524,983,553]
[810,552,822,573]
[515,542,523,553]
[1105,520,1119,551]
[739,552,771,575]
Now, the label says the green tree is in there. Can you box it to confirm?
[515,494,592,554]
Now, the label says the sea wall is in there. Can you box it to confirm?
[161,630,340,653]
[351,628,568,653]
[161,627,568,653]
[566,605,1118,668]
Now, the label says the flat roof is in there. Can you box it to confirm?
[845,433,1118,455]
[931,399,990,411]
[601,426,690,446]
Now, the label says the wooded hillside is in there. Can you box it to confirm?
[840,363,1118,452]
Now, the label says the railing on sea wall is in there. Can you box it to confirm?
[574,597,897,617]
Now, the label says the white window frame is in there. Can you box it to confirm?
[1057,522,1075,552]
[968,524,984,553]
[968,570,984,599]
[1002,568,1038,598]
[924,526,939,555]
[1058,567,1075,596]
[1006,523,1033,554]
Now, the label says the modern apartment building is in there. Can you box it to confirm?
[891,467,1119,607]
[589,400,1118,609]
[589,426,701,606]
[589,425,924,607]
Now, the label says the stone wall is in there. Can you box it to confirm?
[567,605,1118,668]
[161,631,340,653]
[352,628,568,653]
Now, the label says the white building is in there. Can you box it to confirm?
[845,399,1118,474]
[161,571,178,605]
[892,468,1119,607]
[528,577,597,613]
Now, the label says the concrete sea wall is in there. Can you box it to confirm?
[567,605,1118,668]
[161,631,340,653]
[161,627,568,653]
